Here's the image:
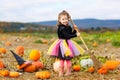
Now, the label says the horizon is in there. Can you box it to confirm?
[1,18,120,23]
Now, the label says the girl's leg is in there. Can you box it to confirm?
[59,60,64,77]
[65,60,71,76]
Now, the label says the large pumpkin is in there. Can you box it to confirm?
[9,72,19,78]
[29,50,40,61]
[24,64,37,73]
[15,46,24,57]
[103,60,120,70]
[32,61,43,69]
[35,71,50,79]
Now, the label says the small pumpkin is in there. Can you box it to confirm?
[41,39,48,44]
[93,42,98,47]
[50,38,55,43]
[32,61,44,69]
[106,39,110,43]
[15,46,24,57]
[0,69,10,77]
[5,41,12,46]
[0,60,5,69]
[35,71,50,79]
[87,66,95,73]
[29,50,40,61]
[97,67,108,74]
[24,64,37,73]
[72,65,81,71]
[0,48,7,54]
[9,72,19,78]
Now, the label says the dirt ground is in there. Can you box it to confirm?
[0,35,120,80]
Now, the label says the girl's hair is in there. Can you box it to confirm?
[57,10,70,27]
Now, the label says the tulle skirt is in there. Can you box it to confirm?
[47,39,85,60]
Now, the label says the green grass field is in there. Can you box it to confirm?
[18,30,120,47]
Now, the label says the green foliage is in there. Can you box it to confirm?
[112,40,120,47]
[97,56,108,63]
[34,39,43,44]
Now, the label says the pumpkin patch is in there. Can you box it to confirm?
[0,32,120,79]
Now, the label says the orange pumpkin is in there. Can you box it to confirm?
[0,69,10,77]
[0,60,5,69]
[24,64,37,73]
[50,38,55,43]
[93,42,98,47]
[2,36,7,41]
[5,41,12,46]
[29,50,40,61]
[72,65,81,71]
[97,67,108,74]
[32,61,44,69]
[9,72,19,78]
[41,39,48,44]
[15,46,24,57]
[0,48,7,54]
[87,66,95,73]
[103,60,120,70]
[35,71,50,79]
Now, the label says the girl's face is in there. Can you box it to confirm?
[59,15,69,26]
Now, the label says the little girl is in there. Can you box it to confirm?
[48,10,85,76]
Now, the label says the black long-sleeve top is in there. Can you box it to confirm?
[57,24,77,39]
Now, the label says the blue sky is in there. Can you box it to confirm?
[0,0,120,22]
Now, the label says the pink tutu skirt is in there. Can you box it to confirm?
[47,39,85,59]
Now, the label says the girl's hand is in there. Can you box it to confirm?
[76,32,80,37]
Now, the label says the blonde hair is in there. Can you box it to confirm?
[57,10,70,27]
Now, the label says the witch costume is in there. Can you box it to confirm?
[48,24,85,60]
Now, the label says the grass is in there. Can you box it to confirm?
[1,30,120,47]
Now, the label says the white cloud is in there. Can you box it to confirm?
[0,0,120,22]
